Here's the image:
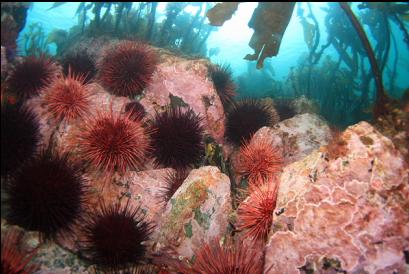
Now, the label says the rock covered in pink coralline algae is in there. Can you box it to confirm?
[141,57,225,144]
[264,121,409,274]
[151,166,232,259]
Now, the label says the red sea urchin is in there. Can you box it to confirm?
[81,201,154,272]
[225,99,279,146]
[77,111,150,173]
[6,55,59,100]
[157,169,189,205]
[43,71,92,122]
[150,106,204,170]
[1,102,40,177]
[1,230,39,274]
[4,151,88,240]
[177,237,264,274]
[98,41,158,97]
[237,182,278,241]
[237,135,283,187]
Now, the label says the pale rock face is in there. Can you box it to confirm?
[151,166,232,259]
[141,58,226,144]
[231,113,331,184]
[264,121,409,274]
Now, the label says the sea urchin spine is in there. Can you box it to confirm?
[98,41,158,97]
[4,151,88,240]
[1,230,39,274]
[1,102,40,177]
[209,63,236,107]
[77,111,151,174]
[81,201,154,272]
[237,135,283,187]
[42,70,92,122]
[225,99,279,146]
[237,182,279,241]
[150,106,204,170]
[6,55,59,100]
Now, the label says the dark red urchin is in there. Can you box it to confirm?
[61,50,97,83]
[4,151,88,240]
[124,101,147,121]
[42,70,92,122]
[157,169,189,205]
[1,230,39,274]
[150,106,204,170]
[177,237,264,274]
[1,102,40,177]
[81,201,154,272]
[77,111,151,174]
[237,182,278,241]
[98,41,158,97]
[209,63,236,107]
[225,99,280,146]
[273,99,296,121]
[6,55,59,100]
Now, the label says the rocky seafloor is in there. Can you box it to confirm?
[1,42,409,274]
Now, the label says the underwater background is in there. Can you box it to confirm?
[1,2,409,274]
[12,2,409,127]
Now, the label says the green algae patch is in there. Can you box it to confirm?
[193,208,211,230]
[360,136,374,146]
[184,221,193,238]
[163,180,208,241]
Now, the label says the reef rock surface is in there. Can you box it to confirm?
[151,166,231,259]
[264,121,409,274]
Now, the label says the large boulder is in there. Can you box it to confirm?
[151,166,232,259]
[264,121,409,273]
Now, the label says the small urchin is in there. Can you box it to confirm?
[76,111,151,174]
[61,50,96,83]
[1,102,40,177]
[157,169,189,205]
[124,101,146,121]
[225,99,279,146]
[98,41,158,97]
[208,63,236,107]
[237,135,283,187]
[42,70,92,122]
[150,106,204,170]
[4,151,88,240]
[6,55,59,100]
[237,182,278,241]
[80,201,154,272]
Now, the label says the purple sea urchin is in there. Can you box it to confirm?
[98,41,158,97]
[61,50,96,83]
[124,101,146,121]
[150,106,204,169]
[225,99,279,146]
[4,151,88,240]
[1,102,40,177]
[209,63,236,107]
[81,201,154,272]
[6,55,59,100]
